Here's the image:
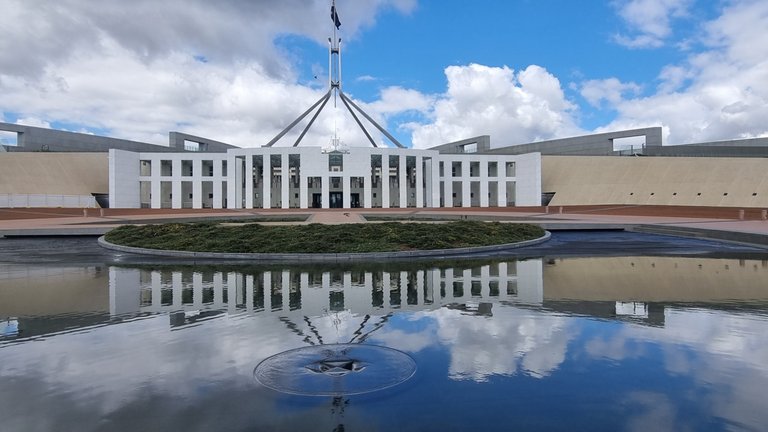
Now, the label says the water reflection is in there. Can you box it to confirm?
[1,257,767,431]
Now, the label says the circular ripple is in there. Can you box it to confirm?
[254,343,417,396]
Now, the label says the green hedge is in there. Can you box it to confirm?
[104,221,545,253]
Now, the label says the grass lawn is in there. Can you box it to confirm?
[104,220,545,254]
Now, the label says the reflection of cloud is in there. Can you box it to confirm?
[623,392,688,432]
[583,308,768,430]
[427,307,574,381]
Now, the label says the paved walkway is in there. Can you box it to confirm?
[1,206,768,246]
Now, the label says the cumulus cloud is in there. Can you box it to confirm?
[595,0,768,144]
[613,0,693,48]
[409,64,583,149]
[580,78,642,108]
[0,0,418,147]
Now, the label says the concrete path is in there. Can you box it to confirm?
[1,206,768,247]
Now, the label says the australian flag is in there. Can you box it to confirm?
[331,3,341,29]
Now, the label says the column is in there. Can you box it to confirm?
[417,270,425,306]
[281,153,289,209]
[262,156,271,209]
[171,160,182,209]
[343,176,351,208]
[150,158,161,208]
[300,174,309,209]
[193,159,203,209]
[444,173,453,208]
[382,154,390,209]
[399,154,407,208]
[245,154,254,209]
[498,179,507,207]
[480,159,489,207]
[416,156,424,207]
[364,170,372,209]
[462,160,471,207]
[321,175,329,209]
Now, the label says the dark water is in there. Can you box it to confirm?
[2,235,768,431]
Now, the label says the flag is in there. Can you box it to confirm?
[331,4,341,29]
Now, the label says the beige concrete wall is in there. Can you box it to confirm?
[543,257,768,302]
[0,267,109,316]
[543,156,768,207]
[0,153,108,195]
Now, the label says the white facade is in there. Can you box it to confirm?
[109,147,541,209]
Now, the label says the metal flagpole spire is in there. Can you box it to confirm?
[264,0,406,148]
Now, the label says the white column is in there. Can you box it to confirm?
[171,160,182,209]
[263,156,271,209]
[416,156,424,208]
[281,153,289,209]
[399,154,407,208]
[480,159,489,207]
[498,179,507,207]
[151,157,161,208]
[462,160,471,207]
[382,154,390,209]
[343,176,351,208]
[321,175,329,209]
[481,265,491,299]
[300,174,309,209]
[245,154,254,209]
[193,159,203,209]
[444,172,453,208]
[364,171,372,209]
[212,160,223,209]
[230,155,241,209]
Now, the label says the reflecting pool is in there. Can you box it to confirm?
[2,255,768,431]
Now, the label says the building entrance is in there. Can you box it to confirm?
[350,193,360,208]
[329,192,343,208]
[312,193,322,208]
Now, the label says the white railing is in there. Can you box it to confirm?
[0,194,97,208]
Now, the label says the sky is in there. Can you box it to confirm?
[1,0,767,149]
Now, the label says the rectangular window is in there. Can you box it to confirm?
[328,153,344,172]
[160,160,173,176]
[140,160,152,176]
[181,160,193,177]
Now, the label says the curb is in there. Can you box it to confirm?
[97,231,551,263]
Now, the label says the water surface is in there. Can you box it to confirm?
[2,254,768,431]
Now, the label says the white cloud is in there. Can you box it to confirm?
[595,0,768,144]
[580,78,642,107]
[429,306,574,381]
[613,0,693,48]
[409,64,582,149]
[15,117,51,128]
[0,0,417,148]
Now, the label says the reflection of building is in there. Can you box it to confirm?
[4,257,768,340]
[109,260,544,321]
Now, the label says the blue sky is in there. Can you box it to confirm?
[1,0,766,148]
